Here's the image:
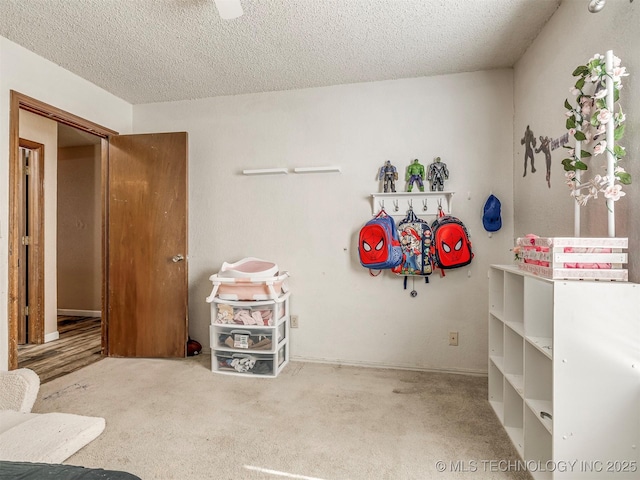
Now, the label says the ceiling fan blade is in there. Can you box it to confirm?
[214,0,243,20]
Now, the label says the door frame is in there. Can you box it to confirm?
[8,90,118,369]
[17,139,45,346]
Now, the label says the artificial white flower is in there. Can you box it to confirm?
[615,166,626,174]
[612,66,628,82]
[567,148,575,158]
[604,184,626,201]
[594,88,607,99]
[613,55,622,68]
[593,141,607,156]
[596,109,612,124]
[590,64,604,82]
[570,87,580,95]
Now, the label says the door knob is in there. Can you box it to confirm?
[172,254,185,263]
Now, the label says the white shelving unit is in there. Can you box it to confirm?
[209,292,290,378]
[488,265,640,479]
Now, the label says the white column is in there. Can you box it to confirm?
[574,138,581,238]
[605,50,615,237]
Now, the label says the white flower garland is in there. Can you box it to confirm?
[563,53,630,206]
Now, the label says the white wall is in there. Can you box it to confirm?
[134,70,515,374]
[0,36,133,370]
[57,145,102,311]
[513,0,640,281]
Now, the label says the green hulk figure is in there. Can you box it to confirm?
[406,159,425,192]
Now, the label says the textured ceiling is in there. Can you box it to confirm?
[0,0,561,105]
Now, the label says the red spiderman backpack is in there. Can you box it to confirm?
[358,209,404,273]
[431,215,473,271]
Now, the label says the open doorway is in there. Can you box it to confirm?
[16,119,104,382]
[8,90,117,376]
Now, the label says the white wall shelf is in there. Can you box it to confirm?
[293,166,341,174]
[242,166,341,175]
[370,191,454,216]
[242,168,288,175]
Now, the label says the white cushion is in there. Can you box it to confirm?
[0,410,105,464]
[0,369,40,413]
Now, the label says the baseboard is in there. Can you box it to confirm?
[288,354,488,376]
[200,351,487,376]
[44,331,60,343]
[57,309,101,317]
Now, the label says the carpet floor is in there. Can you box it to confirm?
[33,355,530,480]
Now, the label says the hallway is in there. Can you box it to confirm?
[18,315,102,383]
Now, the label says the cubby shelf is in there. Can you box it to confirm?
[488,265,640,480]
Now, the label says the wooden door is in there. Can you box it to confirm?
[107,132,188,357]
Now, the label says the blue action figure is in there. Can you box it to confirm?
[379,160,398,192]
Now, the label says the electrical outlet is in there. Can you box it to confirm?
[449,331,459,346]
[290,315,299,328]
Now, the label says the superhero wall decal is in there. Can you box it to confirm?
[520,125,569,189]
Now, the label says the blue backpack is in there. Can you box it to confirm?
[392,208,432,276]
[358,209,403,272]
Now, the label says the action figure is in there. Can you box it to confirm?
[406,159,425,192]
[535,135,552,188]
[378,160,398,192]
[427,157,449,192]
[521,125,537,177]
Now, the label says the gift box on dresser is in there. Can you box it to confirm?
[516,235,628,281]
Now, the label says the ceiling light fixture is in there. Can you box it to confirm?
[214,0,243,20]
[589,0,634,13]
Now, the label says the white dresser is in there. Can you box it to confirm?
[210,291,290,378]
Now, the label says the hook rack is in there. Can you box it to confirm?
[370,191,454,216]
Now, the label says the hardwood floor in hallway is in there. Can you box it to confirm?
[18,316,103,383]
